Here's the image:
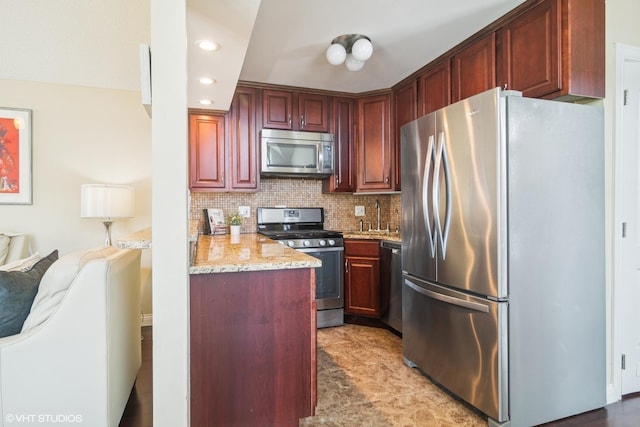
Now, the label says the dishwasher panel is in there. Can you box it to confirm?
[380,241,402,333]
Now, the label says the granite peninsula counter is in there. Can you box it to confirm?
[190,233,321,274]
[189,232,319,426]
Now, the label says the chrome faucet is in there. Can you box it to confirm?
[375,199,381,231]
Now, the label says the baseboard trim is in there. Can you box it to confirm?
[141,313,153,327]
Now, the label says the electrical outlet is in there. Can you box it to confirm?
[355,206,365,216]
[238,206,251,218]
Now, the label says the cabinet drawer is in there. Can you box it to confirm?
[345,240,380,257]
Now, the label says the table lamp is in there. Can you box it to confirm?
[80,184,135,245]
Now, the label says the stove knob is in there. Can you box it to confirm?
[319,240,327,246]
[303,240,311,247]
[287,241,295,247]
[328,239,336,246]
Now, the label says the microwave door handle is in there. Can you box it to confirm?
[318,144,323,171]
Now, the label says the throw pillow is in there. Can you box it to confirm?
[0,252,42,272]
[0,250,58,338]
[0,234,10,265]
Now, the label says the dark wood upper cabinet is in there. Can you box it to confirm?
[418,59,451,116]
[262,89,294,130]
[394,81,418,191]
[451,33,496,103]
[228,86,259,191]
[189,87,259,192]
[189,112,226,189]
[357,94,393,192]
[262,89,330,132]
[297,92,330,132]
[496,0,604,100]
[323,96,356,193]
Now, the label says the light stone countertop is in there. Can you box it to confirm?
[342,230,402,243]
[116,227,152,249]
[190,233,321,274]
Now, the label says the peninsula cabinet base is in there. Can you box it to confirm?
[190,268,317,427]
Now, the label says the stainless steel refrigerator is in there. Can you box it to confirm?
[401,87,605,427]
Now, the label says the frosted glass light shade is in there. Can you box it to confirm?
[351,38,373,61]
[326,43,347,65]
[80,184,135,219]
[345,54,365,71]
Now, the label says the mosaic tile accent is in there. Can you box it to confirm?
[190,178,402,235]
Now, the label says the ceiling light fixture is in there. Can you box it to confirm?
[326,34,373,71]
[199,77,216,85]
[199,99,213,105]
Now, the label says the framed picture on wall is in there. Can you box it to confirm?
[0,107,32,204]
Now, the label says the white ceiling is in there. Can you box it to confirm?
[190,0,527,110]
[1,0,527,111]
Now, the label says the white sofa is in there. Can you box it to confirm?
[0,233,30,266]
[0,246,142,427]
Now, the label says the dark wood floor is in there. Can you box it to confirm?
[119,326,152,427]
[118,326,640,427]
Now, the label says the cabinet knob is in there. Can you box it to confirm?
[300,115,305,128]
[288,115,292,126]
[385,176,389,184]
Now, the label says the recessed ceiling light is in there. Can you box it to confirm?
[199,77,216,85]
[199,99,213,105]
[198,40,220,51]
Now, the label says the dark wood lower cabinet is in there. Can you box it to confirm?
[344,240,382,318]
[190,269,316,427]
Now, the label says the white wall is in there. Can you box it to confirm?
[151,1,190,426]
[605,0,640,402]
[0,79,153,314]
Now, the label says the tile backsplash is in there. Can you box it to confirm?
[190,177,402,234]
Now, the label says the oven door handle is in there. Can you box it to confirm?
[296,247,344,253]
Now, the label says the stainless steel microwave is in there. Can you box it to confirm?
[261,129,334,178]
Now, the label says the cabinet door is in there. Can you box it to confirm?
[229,87,259,191]
[418,59,451,116]
[189,113,226,189]
[262,89,293,130]
[496,0,561,98]
[357,94,393,192]
[345,256,380,317]
[298,93,330,132]
[324,96,356,193]
[496,0,604,100]
[451,33,496,103]
[394,81,417,191]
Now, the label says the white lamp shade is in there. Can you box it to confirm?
[80,184,135,219]
[351,38,373,62]
[345,54,365,71]
[326,43,347,65]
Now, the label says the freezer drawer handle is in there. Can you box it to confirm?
[405,279,489,313]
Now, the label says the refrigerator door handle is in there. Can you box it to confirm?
[422,134,437,258]
[405,279,489,313]
[433,131,452,259]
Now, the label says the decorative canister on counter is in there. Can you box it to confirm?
[228,213,242,236]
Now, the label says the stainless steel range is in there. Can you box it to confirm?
[257,207,344,328]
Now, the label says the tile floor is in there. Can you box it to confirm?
[300,324,487,426]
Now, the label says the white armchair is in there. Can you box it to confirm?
[0,246,142,427]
